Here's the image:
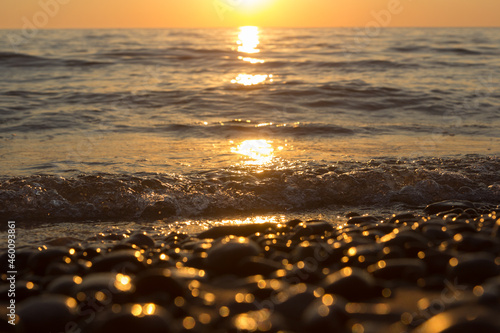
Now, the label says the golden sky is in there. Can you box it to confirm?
[1,0,499,29]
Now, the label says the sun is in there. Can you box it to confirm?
[238,0,272,11]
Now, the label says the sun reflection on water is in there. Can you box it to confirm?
[237,26,260,54]
[232,26,273,86]
[231,139,283,165]
[231,74,272,86]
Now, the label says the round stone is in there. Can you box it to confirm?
[18,295,77,333]
[206,236,260,273]
[322,267,379,301]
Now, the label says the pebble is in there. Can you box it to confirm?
[322,267,379,301]
[424,200,475,215]
[17,295,77,333]
[205,236,261,274]
[90,249,146,274]
[447,255,499,285]
[369,258,427,283]
[87,304,176,333]
[2,200,499,333]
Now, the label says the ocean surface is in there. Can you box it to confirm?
[0,27,499,230]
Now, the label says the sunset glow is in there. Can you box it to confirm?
[1,0,499,29]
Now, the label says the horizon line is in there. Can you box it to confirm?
[1,25,499,30]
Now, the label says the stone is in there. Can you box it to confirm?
[124,232,155,248]
[347,215,379,225]
[424,200,475,215]
[27,247,72,276]
[447,255,498,285]
[206,236,261,273]
[412,305,500,333]
[301,295,348,332]
[87,304,177,333]
[236,256,282,276]
[322,267,379,301]
[17,295,77,333]
[132,268,185,304]
[369,258,426,283]
[90,249,146,274]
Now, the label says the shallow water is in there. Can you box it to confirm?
[0,27,499,226]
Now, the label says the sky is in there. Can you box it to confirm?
[1,0,499,29]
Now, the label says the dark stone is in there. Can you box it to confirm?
[322,267,379,301]
[451,233,500,253]
[347,215,379,225]
[389,212,418,224]
[301,296,348,332]
[183,253,208,270]
[46,275,80,296]
[27,247,72,276]
[17,295,77,333]
[345,212,360,218]
[290,241,331,263]
[236,256,282,276]
[421,225,451,242]
[74,272,134,303]
[446,221,477,235]
[124,232,155,248]
[424,200,475,215]
[379,230,429,249]
[87,304,176,333]
[369,258,426,283]
[436,208,465,217]
[421,250,453,275]
[286,219,303,227]
[90,249,146,274]
[289,221,333,240]
[274,284,318,320]
[412,305,500,333]
[45,262,79,276]
[79,245,106,260]
[132,268,185,304]
[206,236,261,273]
[447,255,498,285]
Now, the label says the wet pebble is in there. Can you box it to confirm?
[17,295,77,333]
[3,200,500,333]
[90,249,146,274]
[322,267,379,301]
[206,236,260,274]
[447,254,499,285]
[87,304,177,333]
[369,258,426,283]
[424,200,475,215]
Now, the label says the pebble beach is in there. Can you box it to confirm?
[2,200,499,332]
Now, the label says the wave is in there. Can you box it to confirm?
[388,46,487,56]
[157,122,355,137]
[295,59,418,70]
[1,156,499,223]
[0,52,110,67]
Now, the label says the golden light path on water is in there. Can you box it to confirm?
[237,26,260,54]
[232,26,273,85]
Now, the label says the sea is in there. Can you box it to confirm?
[0,27,499,244]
